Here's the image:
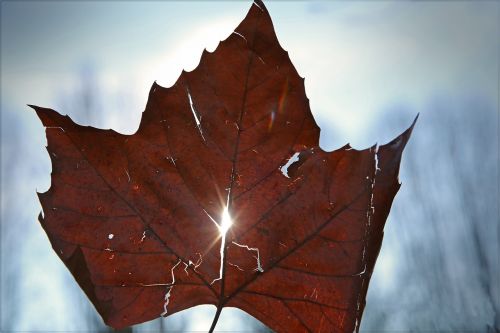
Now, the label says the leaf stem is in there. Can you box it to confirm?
[208,304,224,333]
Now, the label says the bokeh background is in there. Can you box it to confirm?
[1,1,498,332]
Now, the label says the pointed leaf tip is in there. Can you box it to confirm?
[253,0,267,12]
[383,114,419,152]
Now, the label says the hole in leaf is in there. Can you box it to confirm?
[280,152,300,178]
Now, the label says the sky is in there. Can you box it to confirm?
[1,0,499,331]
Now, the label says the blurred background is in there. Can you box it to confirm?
[1,1,498,332]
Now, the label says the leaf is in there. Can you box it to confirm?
[31,1,416,332]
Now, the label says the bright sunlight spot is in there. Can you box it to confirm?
[220,206,233,235]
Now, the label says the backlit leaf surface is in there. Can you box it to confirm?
[32,1,415,331]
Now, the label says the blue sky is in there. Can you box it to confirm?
[3,1,497,144]
[1,1,498,331]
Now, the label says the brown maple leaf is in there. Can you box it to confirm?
[31,1,416,332]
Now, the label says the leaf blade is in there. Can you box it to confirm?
[32,2,416,331]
